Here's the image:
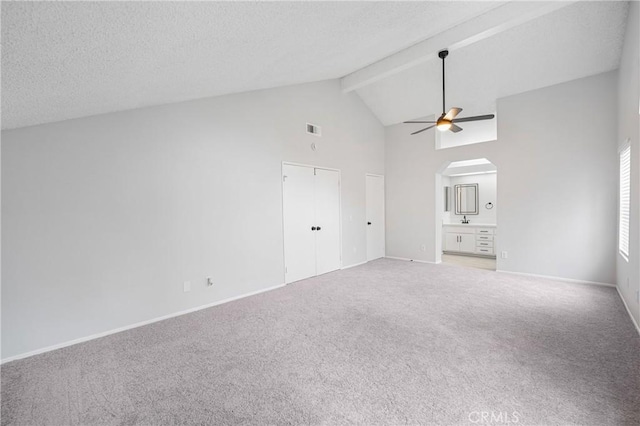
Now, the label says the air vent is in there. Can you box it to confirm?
[306,123,321,136]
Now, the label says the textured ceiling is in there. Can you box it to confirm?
[1,1,503,129]
[355,1,629,125]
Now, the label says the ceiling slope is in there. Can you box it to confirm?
[352,1,629,125]
[1,1,502,130]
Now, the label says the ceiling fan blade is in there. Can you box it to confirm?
[443,107,462,121]
[411,125,436,135]
[449,124,463,133]
[404,120,436,124]
[452,114,495,123]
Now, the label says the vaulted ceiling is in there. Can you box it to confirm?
[1,1,630,130]
[1,1,502,129]
[351,1,629,125]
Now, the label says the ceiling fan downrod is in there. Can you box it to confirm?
[439,49,448,116]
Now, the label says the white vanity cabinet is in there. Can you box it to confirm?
[443,225,496,257]
[444,228,476,253]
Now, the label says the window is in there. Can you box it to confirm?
[619,143,631,260]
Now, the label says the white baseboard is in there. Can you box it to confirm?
[616,286,640,336]
[385,256,439,265]
[1,283,286,365]
[496,269,615,288]
[341,261,368,270]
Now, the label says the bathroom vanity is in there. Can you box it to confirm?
[442,224,497,258]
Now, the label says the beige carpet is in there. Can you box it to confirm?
[2,258,639,425]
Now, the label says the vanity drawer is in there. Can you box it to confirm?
[475,228,495,235]
[476,235,493,241]
[475,247,494,255]
[476,241,494,248]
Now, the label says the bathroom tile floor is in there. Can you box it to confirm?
[441,254,496,271]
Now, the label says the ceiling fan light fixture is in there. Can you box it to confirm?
[436,120,452,131]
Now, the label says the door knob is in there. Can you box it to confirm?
[367,222,372,225]
[317,226,322,231]
[311,226,317,231]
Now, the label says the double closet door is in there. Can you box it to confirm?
[282,164,341,284]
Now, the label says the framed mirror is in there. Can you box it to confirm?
[455,183,479,215]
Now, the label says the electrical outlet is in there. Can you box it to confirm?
[421,244,426,252]
[183,281,191,293]
[207,277,214,287]
[501,251,508,259]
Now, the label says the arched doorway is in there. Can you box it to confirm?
[435,158,497,270]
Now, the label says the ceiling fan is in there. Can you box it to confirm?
[404,49,495,135]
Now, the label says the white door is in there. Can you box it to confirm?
[444,233,459,251]
[459,234,476,253]
[366,175,385,261]
[282,164,317,284]
[315,168,341,275]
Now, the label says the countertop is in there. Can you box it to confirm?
[443,223,497,227]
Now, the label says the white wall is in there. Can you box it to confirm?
[616,1,640,327]
[447,173,497,224]
[437,116,497,150]
[1,79,385,360]
[386,71,618,284]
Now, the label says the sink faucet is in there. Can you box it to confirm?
[461,215,470,224]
